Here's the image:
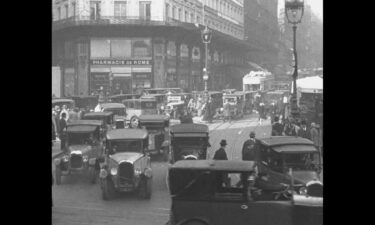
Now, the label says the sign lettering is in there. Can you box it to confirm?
[90,59,152,65]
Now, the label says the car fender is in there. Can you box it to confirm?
[176,218,210,225]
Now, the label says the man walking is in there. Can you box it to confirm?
[271,116,284,136]
[213,140,228,160]
[297,120,311,140]
[242,132,257,161]
[310,123,321,153]
[59,113,68,151]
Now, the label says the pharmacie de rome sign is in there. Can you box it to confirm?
[90,59,152,65]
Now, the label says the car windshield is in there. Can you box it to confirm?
[111,140,142,153]
[283,153,319,171]
[141,101,156,109]
[103,108,125,116]
[68,133,96,145]
[172,137,207,159]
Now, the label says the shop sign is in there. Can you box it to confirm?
[133,73,151,79]
[91,59,152,65]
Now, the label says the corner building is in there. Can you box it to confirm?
[52,0,258,96]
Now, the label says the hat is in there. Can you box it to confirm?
[250,132,256,138]
[311,122,316,128]
[220,139,228,146]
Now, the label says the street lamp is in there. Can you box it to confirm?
[285,0,304,119]
[201,25,212,101]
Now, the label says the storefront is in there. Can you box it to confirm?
[89,38,152,95]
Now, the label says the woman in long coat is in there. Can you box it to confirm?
[223,101,231,122]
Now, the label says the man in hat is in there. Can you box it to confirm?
[213,140,228,160]
[60,105,70,121]
[271,116,284,136]
[59,112,68,151]
[297,120,311,140]
[310,122,321,153]
[242,132,257,161]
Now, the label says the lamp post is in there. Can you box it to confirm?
[201,26,212,102]
[285,0,304,120]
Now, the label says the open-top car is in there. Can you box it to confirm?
[223,93,244,119]
[139,115,170,159]
[167,160,322,225]
[101,103,127,129]
[99,129,152,200]
[54,120,105,185]
[168,124,210,163]
[109,94,141,103]
[255,136,322,195]
[82,111,114,135]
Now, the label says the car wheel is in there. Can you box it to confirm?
[130,116,139,128]
[101,178,115,201]
[145,177,152,199]
[88,167,97,184]
[138,178,151,199]
[55,166,61,185]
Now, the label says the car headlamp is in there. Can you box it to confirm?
[299,186,307,195]
[99,169,108,178]
[110,167,118,176]
[134,169,141,176]
[83,155,88,162]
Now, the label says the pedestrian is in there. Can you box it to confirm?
[213,139,228,160]
[258,102,265,125]
[223,100,231,122]
[283,119,296,136]
[59,112,68,151]
[94,101,102,112]
[205,100,212,123]
[242,132,257,161]
[53,105,61,137]
[271,116,284,136]
[297,120,311,140]
[60,104,70,121]
[70,107,79,121]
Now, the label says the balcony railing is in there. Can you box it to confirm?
[52,15,194,31]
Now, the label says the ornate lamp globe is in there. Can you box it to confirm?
[285,0,304,24]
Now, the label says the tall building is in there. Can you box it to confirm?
[243,0,280,73]
[52,0,252,96]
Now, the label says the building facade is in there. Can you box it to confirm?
[243,0,279,73]
[52,0,253,97]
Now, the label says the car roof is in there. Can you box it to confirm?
[122,98,156,102]
[139,114,169,122]
[101,103,125,109]
[170,160,256,172]
[52,98,74,104]
[170,123,209,133]
[110,94,140,98]
[67,125,98,133]
[67,120,103,126]
[272,144,318,153]
[83,112,113,117]
[257,136,314,147]
[106,129,148,140]
[142,94,165,97]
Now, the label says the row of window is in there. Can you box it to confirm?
[55,1,151,21]
[205,0,243,20]
[166,3,242,39]
[55,2,76,20]
[90,38,152,58]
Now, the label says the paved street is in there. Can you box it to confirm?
[52,113,271,225]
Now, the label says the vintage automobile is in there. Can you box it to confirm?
[168,124,210,163]
[54,120,105,185]
[122,98,158,128]
[70,95,98,110]
[139,115,170,159]
[52,98,75,109]
[254,136,323,195]
[222,89,237,95]
[141,94,167,114]
[109,94,141,103]
[82,111,114,135]
[144,88,183,95]
[99,129,152,200]
[223,93,244,119]
[101,103,127,129]
[166,160,322,225]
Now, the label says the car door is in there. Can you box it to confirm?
[211,172,267,225]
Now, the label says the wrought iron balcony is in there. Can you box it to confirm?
[52,15,192,31]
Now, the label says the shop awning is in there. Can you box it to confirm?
[297,76,323,93]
